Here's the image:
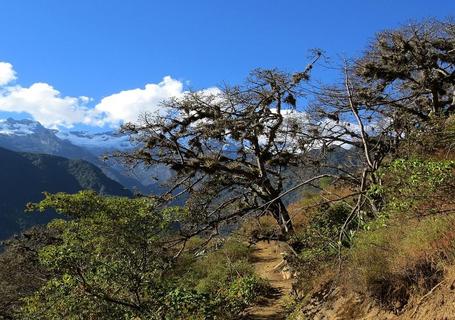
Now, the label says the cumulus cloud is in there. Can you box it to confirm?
[0,82,93,128]
[0,61,187,128]
[94,76,184,126]
[0,62,16,85]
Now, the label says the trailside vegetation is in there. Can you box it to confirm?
[0,18,454,320]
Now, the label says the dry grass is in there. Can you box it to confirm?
[346,214,455,310]
[288,185,356,231]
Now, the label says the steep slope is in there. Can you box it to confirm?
[0,147,131,240]
[56,130,173,189]
[0,118,150,193]
[291,272,455,320]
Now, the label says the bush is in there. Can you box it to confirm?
[289,202,353,293]
[19,192,267,320]
[224,275,269,316]
[167,237,269,318]
[371,158,455,217]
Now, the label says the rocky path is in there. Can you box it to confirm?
[245,240,294,319]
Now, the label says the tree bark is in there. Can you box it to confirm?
[268,199,294,236]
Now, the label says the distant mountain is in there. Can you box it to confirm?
[55,130,132,154]
[0,118,169,194]
[0,119,97,160]
[56,130,173,186]
[0,147,131,240]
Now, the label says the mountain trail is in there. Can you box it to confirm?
[245,240,294,320]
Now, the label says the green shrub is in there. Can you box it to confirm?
[371,158,455,217]
[20,192,266,320]
[172,238,268,318]
[289,202,352,292]
[224,275,268,316]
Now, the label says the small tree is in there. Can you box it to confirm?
[119,55,322,237]
[21,191,268,319]
[22,191,182,319]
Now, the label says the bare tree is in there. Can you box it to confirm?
[356,20,455,119]
[118,55,323,237]
[305,21,455,227]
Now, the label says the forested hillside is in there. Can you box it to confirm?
[0,147,131,240]
[0,118,159,194]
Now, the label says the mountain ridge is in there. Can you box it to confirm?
[0,118,162,193]
[0,146,132,240]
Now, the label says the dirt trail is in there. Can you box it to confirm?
[245,240,294,320]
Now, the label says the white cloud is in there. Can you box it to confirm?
[0,62,16,85]
[0,82,91,128]
[94,76,184,126]
[0,61,187,128]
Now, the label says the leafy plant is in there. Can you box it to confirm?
[373,158,455,217]
[20,191,265,319]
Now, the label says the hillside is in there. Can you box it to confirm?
[0,118,156,193]
[0,147,131,240]
[1,15,455,320]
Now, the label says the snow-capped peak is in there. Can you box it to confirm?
[56,130,133,151]
[0,118,132,152]
[0,118,43,136]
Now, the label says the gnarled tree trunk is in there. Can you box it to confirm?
[268,199,294,236]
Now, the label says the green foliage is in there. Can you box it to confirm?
[21,191,180,319]
[225,275,267,315]
[20,192,265,319]
[370,158,455,218]
[161,288,216,320]
[184,238,268,318]
[289,202,352,290]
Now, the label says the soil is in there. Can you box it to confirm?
[244,242,455,320]
[295,268,455,320]
[245,240,294,319]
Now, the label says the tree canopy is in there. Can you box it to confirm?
[20,191,267,319]
[119,55,323,237]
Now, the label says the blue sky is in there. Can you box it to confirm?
[0,0,454,130]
